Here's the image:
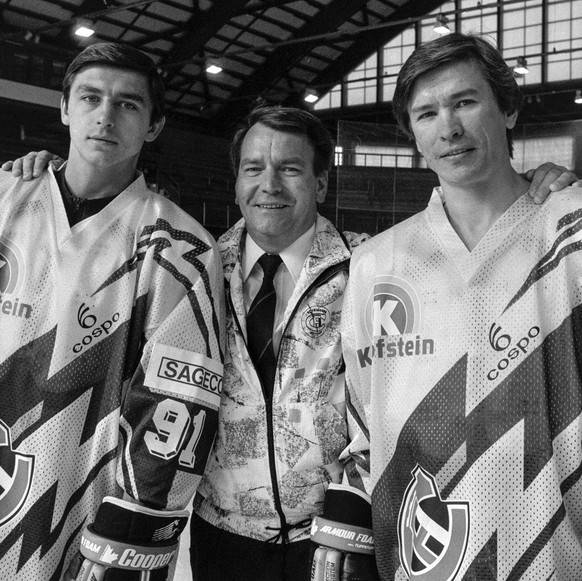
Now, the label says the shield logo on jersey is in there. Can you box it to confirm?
[365,275,422,339]
[0,420,35,526]
[0,236,25,295]
[398,465,469,580]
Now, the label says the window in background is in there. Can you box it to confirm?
[314,83,342,110]
[503,1,543,85]
[354,144,416,168]
[547,0,582,82]
[346,53,378,106]
[314,0,580,128]
[459,0,497,41]
[382,28,415,102]
[512,135,574,172]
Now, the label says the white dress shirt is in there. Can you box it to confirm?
[241,224,315,353]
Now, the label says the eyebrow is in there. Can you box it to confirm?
[410,87,480,114]
[239,156,306,166]
[277,157,306,166]
[239,157,262,166]
[74,84,146,104]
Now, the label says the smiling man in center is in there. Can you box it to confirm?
[189,104,369,581]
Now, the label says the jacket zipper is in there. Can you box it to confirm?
[227,258,350,543]
[226,288,290,540]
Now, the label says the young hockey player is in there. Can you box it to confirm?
[0,42,224,580]
[313,32,582,580]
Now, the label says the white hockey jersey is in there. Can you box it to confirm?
[0,167,224,580]
[342,188,582,580]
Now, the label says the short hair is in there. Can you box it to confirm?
[62,42,165,123]
[393,32,523,157]
[229,105,334,176]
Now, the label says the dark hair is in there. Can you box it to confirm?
[62,42,165,123]
[393,32,523,157]
[229,105,334,176]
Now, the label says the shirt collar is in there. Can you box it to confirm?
[242,223,316,285]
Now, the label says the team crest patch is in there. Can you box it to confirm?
[398,465,469,580]
[0,235,25,295]
[365,275,422,339]
[0,420,34,526]
[301,306,329,338]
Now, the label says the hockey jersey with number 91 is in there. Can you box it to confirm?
[0,166,224,580]
[341,188,582,581]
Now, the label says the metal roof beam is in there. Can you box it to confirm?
[306,0,448,102]
[214,0,371,124]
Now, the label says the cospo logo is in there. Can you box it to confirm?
[73,303,120,353]
[487,323,540,381]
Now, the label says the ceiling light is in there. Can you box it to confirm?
[513,56,529,75]
[575,90,582,104]
[74,19,95,37]
[434,14,451,35]
[304,91,319,104]
[206,63,222,75]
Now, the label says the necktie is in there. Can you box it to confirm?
[246,253,282,396]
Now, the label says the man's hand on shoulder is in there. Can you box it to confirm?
[525,162,581,204]
[1,150,64,180]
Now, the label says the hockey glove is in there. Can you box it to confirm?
[310,483,379,581]
[63,496,188,581]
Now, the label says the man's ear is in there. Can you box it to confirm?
[506,109,518,130]
[145,116,166,143]
[61,96,70,126]
[316,171,328,204]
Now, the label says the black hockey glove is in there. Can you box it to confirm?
[62,496,188,581]
[310,483,380,581]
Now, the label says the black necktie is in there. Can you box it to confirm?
[246,253,282,396]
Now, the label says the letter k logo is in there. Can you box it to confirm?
[373,296,403,335]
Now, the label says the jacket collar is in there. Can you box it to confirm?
[218,214,351,284]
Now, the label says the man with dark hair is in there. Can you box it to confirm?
[0,42,224,580]
[320,31,582,580]
[61,42,166,124]
[188,104,369,581]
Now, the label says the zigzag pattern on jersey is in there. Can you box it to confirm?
[505,208,582,312]
[371,303,582,580]
[93,218,222,360]
[0,296,147,576]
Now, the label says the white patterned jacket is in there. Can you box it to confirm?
[194,214,368,542]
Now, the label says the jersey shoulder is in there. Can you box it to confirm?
[133,187,217,249]
[0,170,52,210]
[541,187,582,217]
[351,209,428,264]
